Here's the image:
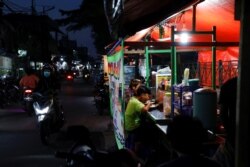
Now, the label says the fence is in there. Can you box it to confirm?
[179,60,238,88]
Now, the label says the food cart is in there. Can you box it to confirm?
[105,0,240,154]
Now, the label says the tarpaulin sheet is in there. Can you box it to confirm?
[198,47,238,86]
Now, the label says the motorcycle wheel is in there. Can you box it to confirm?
[39,120,51,145]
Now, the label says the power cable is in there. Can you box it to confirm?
[3,0,32,14]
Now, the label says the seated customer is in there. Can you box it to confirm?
[125,85,153,159]
[158,115,221,167]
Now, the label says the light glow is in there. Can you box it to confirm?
[25,89,33,93]
[35,106,49,115]
[180,32,189,43]
[38,115,46,122]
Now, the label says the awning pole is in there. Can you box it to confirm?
[145,45,150,87]
[170,26,177,118]
[192,4,197,31]
[212,26,216,90]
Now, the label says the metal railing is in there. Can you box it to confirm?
[179,60,238,88]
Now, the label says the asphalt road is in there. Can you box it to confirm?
[0,77,116,167]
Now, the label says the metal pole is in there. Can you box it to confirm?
[170,26,177,118]
[145,46,150,87]
[212,26,216,90]
[192,4,197,32]
[236,0,250,166]
[31,0,36,15]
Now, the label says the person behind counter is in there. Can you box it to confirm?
[125,85,154,160]
[158,115,221,167]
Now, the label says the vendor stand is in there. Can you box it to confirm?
[107,31,238,151]
[105,2,239,160]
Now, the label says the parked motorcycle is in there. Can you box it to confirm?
[55,125,142,167]
[94,85,110,115]
[0,76,20,108]
[32,91,65,145]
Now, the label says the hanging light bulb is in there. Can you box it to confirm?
[180,32,189,43]
[180,13,190,43]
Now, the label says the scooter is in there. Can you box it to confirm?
[32,91,65,145]
[22,87,34,116]
[65,73,74,83]
[83,73,90,83]
[94,85,110,115]
[55,125,142,167]
[0,77,20,108]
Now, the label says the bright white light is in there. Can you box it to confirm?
[180,32,189,43]
[33,99,53,116]
[35,106,49,115]
[38,115,46,122]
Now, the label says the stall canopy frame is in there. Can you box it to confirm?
[124,27,239,117]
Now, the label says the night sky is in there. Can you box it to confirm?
[4,0,97,56]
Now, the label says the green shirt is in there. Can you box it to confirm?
[125,96,145,131]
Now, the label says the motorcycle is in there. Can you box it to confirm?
[94,85,110,115]
[0,76,20,108]
[66,73,74,83]
[55,125,142,167]
[83,73,90,83]
[22,87,35,116]
[32,91,65,145]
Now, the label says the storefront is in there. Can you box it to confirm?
[0,53,13,77]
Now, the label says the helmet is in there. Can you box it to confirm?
[41,63,55,78]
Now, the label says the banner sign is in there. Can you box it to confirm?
[107,49,125,149]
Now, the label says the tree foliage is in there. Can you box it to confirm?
[57,0,113,55]
[2,14,60,60]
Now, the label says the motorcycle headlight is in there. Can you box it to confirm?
[35,106,49,115]
[33,99,53,115]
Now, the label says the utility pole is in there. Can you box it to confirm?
[31,0,36,15]
[0,0,4,16]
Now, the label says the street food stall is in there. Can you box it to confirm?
[104,0,240,154]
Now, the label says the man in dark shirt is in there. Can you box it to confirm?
[212,77,237,167]
[218,77,237,147]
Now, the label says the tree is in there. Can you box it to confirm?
[0,16,15,51]
[2,14,60,62]
[57,0,113,55]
